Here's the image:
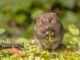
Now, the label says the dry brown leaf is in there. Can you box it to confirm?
[4,48,26,57]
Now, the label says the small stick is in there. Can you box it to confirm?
[0,42,24,50]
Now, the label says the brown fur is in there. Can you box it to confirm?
[31,12,64,51]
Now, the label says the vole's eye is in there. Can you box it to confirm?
[49,17,53,23]
[42,20,44,24]
[49,20,51,23]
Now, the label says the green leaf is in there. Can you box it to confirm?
[76,0,80,7]
[62,11,78,23]
[15,13,27,24]
[31,9,44,20]
[42,0,55,10]
[0,28,5,35]
[23,24,34,39]
[0,23,13,33]
[58,0,75,9]
[68,24,79,36]
[0,0,32,13]
[63,33,73,44]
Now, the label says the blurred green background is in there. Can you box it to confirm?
[0,0,80,46]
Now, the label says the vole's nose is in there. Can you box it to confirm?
[30,39,37,45]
